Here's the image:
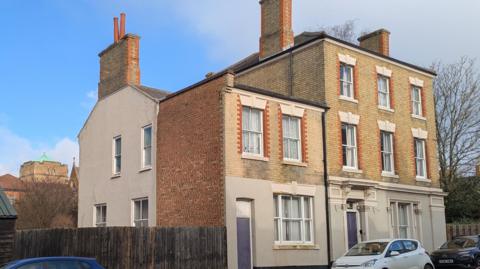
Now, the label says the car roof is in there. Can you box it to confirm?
[361,238,419,243]
[8,257,97,266]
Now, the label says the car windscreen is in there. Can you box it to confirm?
[440,238,478,249]
[345,242,389,256]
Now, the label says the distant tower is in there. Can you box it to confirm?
[19,153,68,182]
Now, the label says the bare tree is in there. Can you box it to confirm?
[15,180,77,230]
[433,57,480,190]
[319,20,369,44]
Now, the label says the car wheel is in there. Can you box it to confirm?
[475,257,480,267]
[424,264,433,269]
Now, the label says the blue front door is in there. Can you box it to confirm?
[237,217,252,269]
[347,211,358,249]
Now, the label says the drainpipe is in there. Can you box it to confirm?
[322,111,332,267]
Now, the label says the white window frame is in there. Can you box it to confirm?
[274,194,314,245]
[132,198,148,227]
[113,136,121,175]
[95,204,107,227]
[411,86,423,116]
[390,201,419,239]
[414,139,427,179]
[282,115,302,162]
[342,123,358,169]
[377,75,391,109]
[381,131,395,174]
[141,125,152,169]
[242,106,264,156]
[340,63,354,99]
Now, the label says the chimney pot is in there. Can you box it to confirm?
[113,17,119,42]
[120,13,126,38]
[358,29,390,56]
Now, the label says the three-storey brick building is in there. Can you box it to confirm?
[79,2,446,268]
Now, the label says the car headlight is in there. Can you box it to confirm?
[361,259,377,268]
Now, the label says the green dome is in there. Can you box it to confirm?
[36,152,53,162]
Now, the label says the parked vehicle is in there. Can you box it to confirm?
[331,239,434,269]
[0,257,105,269]
[430,235,480,268]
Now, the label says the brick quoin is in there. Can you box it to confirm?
[353,64,359,100]
[156,75,227,227]
[263,102,271,158]
[389,74,394,109]
[301,111,308,163]
[278,106,284,160]
[421,86,427,117]
[237,96,243,154]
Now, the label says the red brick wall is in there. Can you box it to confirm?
[156,75,226,227]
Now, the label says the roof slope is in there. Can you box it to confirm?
[0,188,17,219]
[134,85,170,100]
[223,31,435,76]
[0,174,25,191]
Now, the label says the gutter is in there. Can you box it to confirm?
[321,111,332,267]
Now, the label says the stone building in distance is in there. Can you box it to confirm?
[19,153,69,183]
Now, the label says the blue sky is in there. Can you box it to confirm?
[1,0,479,175]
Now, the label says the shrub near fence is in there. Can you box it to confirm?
[446,223,480,240]
[14,227,227,269]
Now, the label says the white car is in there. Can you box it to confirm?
[332,239,434,269]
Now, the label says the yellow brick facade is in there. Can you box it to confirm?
[237,39,440,188]
[223,89,325,185]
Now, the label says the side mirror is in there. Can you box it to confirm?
[389,250,400,257]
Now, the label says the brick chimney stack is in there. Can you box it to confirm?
[259,0,294,59]
[358,29,390,56]
[98,13,141,99]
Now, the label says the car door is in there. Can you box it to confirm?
[384,240,407,269]
[401,240,421,269]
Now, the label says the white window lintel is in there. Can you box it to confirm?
[339,111,360,125]
[376,66,392,77]
[272,181,316,196]
[338,53,357,66]
[411,128,428,139]
[377,120,396,132]
[240,94,267,110]
[409,77,424,87]
[280,104,305,118]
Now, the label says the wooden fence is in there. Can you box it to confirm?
[0,219,16,265]
[446,223,480,240]
[14,227,227,269]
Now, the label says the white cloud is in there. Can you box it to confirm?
[81,90,97,110]
[0,125,78,177]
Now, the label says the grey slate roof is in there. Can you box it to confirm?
[0,188,17,219]
[221,31,436,76]
[135,85,170,100]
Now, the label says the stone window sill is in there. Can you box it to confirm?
[111,174,121,179]
[339,96,359,104]
[282,160,307,167]
[411,114,427,121]
[381,172,399,178]
[273,244,319,250]
[378,106,395,113]
[139,167,152,173]
[342,167,363,174]
[242,153,269,162]
[416,177,431,183]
